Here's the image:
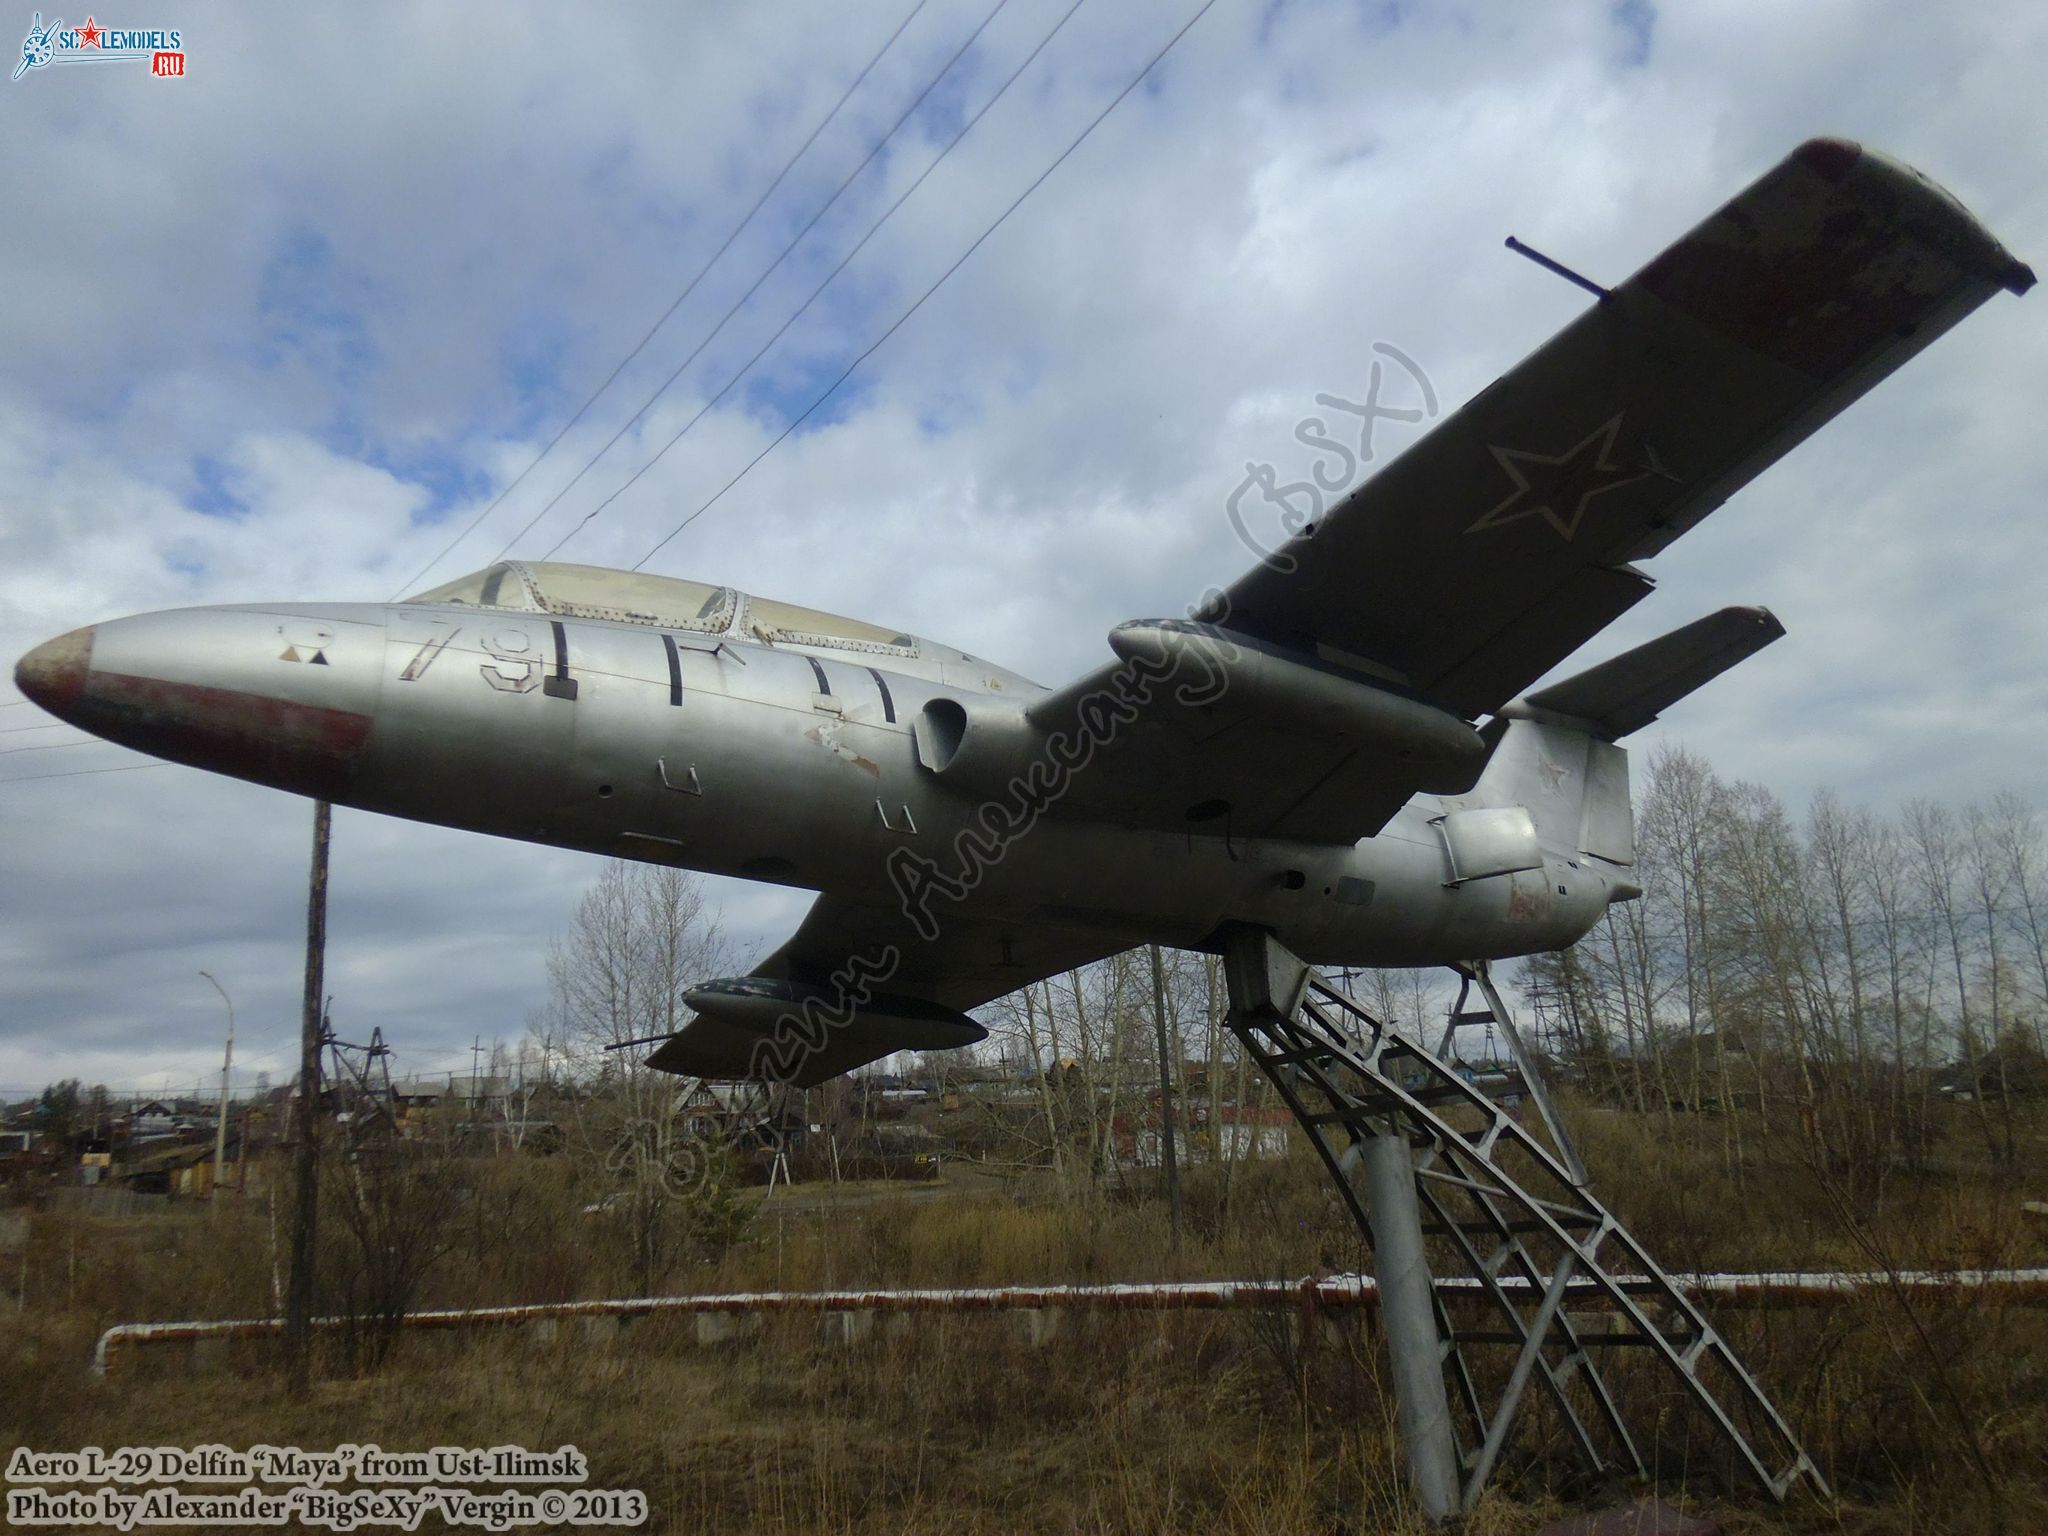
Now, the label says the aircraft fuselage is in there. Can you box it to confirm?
[16,596,1618,968]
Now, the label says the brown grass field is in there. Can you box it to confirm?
[3,1102,2044,1534]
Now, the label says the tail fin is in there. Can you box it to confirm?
[1452,607,1784,867]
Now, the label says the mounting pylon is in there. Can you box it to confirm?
[324,1023,398,1135]
[1223,927,1827,1519]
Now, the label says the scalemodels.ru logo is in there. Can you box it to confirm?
[13,11,185,81]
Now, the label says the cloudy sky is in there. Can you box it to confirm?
[2,0,2043,1101]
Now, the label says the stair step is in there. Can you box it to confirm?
[1230,966,1828,1505]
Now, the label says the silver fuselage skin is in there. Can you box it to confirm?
[19,596,1617,966]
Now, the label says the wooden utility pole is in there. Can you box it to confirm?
[1148,943,1183,1247]
[284,798,330,1396]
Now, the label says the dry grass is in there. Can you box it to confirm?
[2,1102,2043,1534]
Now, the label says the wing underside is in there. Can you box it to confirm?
[646,893,1131,1087]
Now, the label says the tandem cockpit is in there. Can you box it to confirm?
[404,560,1037,691]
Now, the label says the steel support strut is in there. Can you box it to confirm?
[1360,1128,1462,1519]
[1219,926,1828,1517]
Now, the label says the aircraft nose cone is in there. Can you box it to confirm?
[13,625,94,720]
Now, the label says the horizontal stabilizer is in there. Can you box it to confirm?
[1519,606,1784,738]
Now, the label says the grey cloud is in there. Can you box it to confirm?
[3,0,2043,1089]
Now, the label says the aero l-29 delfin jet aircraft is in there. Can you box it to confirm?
[17,139,2034,1086]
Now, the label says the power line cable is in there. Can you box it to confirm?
[0,762,169,785]
[0,739,99,756]
[635,0,1219,569]
[0,2,1132,785]
[388,0,933,601]
[0,722,66,735]
[547,0,1090,564]
[0,30,950,798]
[498,0,1019,565]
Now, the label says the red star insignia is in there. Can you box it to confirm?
[76,17,103,46]
[1466,413,1652,541]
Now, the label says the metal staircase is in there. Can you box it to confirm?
[1221,927,1827,1518]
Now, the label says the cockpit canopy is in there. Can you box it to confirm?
[405,561,919,657]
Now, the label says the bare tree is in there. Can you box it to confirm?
[1594,874,1666,1114]
[1018,984,1065,1185]
[322,1115,459,1372]
[1989,792,2048,1039]
[548,861,746,1292]
[1905,800,2003,1163]
[1641,746,1731,1130]
[1856,809,1928,1156]
[1964,802,2019,1162]
[499,1029,551,1150]
[1506,759,2040,1196]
